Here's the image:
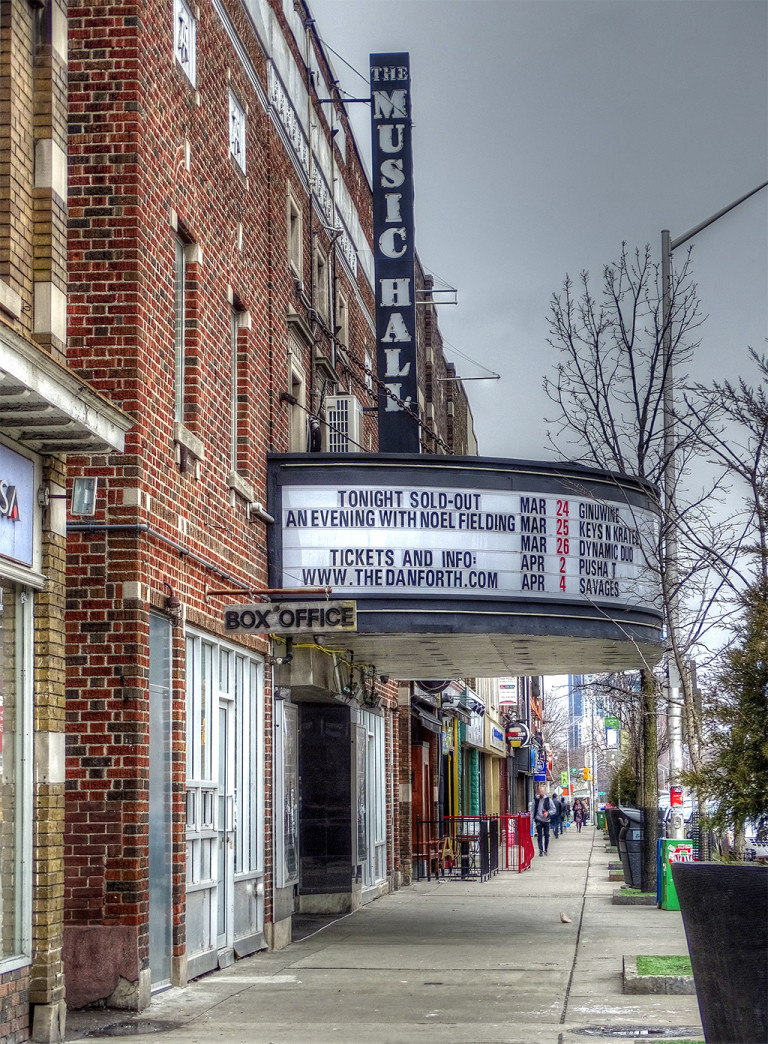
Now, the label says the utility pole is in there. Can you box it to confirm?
[662,179,768,840]
[590,688,596,815]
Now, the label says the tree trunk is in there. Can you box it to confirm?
[640,669,658,893]
[734,820,746,861]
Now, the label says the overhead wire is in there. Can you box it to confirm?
[316,36,371,89]
[441,336,500,380]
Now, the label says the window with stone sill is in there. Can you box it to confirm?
[287,187,303,278]
[174,0,197,86]
[312,244,329,323]
[229,90,246,173]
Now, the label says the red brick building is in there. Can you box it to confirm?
[61,0,474,1021]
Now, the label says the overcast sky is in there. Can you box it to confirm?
[309,0,768,460]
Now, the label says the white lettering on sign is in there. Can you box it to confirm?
[280,484,659,607]
[370,52,418,452]
[0,482,20,521]
[0,444,34,568]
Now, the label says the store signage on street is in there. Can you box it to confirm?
[498,679,518,706]
[506,722,531,748]
[670,785,683,807]
[0,444,34,567]
[280,482,657,606]
[370,52,419,453]
[223,600,357,635]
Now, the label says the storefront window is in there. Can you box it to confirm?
[0,578,32,968]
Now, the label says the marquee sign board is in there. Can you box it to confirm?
[267,455,664,678]
[278,482,657,606]
[370,52,419,453]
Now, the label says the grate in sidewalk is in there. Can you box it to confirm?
[571,1027,701,1039]
[85,1021,183,1037]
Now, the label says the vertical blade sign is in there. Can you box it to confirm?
[370,53,419,453]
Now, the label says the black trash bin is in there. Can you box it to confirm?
[618,808,665,888]
[618,807,642,887]
[605,807,622,848]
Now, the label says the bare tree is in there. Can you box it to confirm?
[544,244,730,890]
[685,348,768,581]
[678,350,768,854]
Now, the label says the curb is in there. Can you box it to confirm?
[612,890,657,905]
[623,955,696,994]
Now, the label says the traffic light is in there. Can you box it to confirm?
[583,767,591,780]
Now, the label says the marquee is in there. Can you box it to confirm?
[267,454,664,678]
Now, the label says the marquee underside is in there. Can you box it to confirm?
[312,603,663,679]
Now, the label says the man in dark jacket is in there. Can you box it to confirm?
[551,793,563,838]
[532,784,556,856]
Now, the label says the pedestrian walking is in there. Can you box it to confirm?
[550,792,563,838]
[532,784,556,856]
[562,797,571,828]
[573,799,584,832]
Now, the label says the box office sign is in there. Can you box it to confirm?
[370,52,419,453]
[280,483,658,607]
[224,600,357,636]
[0,443,34,567]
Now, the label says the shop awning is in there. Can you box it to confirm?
[411,702,442,733]
[0,330,132,454]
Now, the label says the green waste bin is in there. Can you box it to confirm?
[597,810,606,830]
[660,839,695,910]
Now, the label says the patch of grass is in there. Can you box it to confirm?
[619,887,655,896]
[636,954,692,976]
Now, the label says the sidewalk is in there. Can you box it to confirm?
[65,825,703,1044]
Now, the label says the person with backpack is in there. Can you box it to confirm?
[531,784,556,856]
[550,792,563,838]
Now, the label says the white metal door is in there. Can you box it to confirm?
[216,694,235,953]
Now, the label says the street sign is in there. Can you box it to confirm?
[560,771,568,787]
[605,715,620,729]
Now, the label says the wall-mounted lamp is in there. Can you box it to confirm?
[163,580,182,628]
[272,636,293,666]
[247,501,275,524]
[38,476,99,515]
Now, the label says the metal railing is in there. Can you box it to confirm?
[414,813,533,881]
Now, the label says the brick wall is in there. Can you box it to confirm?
[63,0,378,1000]
[0,968,30,1044]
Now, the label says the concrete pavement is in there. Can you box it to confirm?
[65,824,704,1044]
